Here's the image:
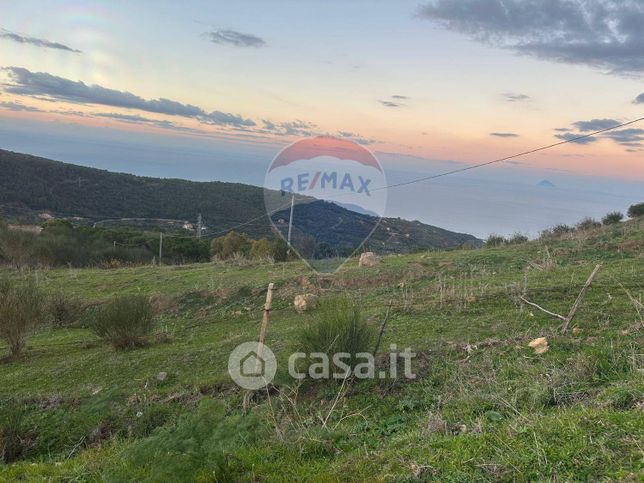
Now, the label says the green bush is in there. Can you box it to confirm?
[627,202,644,218]
[115,400,259,481]
[576,217,601,231]
[507,233,529,245]
[0,279,47,357]
[249,238,273,259]
[552,224,575,236]
[0,407,26,463]
[211,232,290,262]
[296,296,375,372]
[48,293,84,328]
[210,231,252,260]
[485,234,506,247]
[90,295,154,350]
[602,211,624,225]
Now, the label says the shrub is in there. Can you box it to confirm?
[48,293,84,328]
[0,279,47,357]
[507,233,529,245]
[296,295,375,373]
[0,230,35,269]
[485,234,506,247]
[210,231,252,260]
[249,238,273,260]
[90,295,154,350]
[601,211,624,225]
[116,400,259,481]
[576,217,601,231]
[627,202,644,218]
[271,238,290,262]
[0,407,26,463]
[552,224,575,236]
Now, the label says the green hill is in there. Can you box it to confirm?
[0,218,642,480]
[0,149,480,252]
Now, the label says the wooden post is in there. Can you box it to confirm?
[158,232,163,264]
[561,264,601,334]
[244,282,275,412]
[373,301,393,355]
[255,282,274,374]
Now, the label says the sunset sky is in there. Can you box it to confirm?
[1,0,643,236]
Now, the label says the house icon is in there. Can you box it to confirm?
[240,351,265,378]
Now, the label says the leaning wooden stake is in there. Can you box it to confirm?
[519,296,567,321]
[373,301,393,355]
[519,264,602,334]
[255,283,275,373]
[561,264,601,334]
[243,282,274,412]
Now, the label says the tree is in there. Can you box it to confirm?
[314,242,335,259]
[627,202,644,218]
[602,212,624,225]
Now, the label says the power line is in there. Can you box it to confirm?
[2,117,641,239]
[370,116,644,193]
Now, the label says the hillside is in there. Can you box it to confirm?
[0,218,642,480]
[0,149,480,252]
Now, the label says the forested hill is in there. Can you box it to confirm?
[0,149,480,251]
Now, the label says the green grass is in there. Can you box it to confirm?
[0,219,642,480]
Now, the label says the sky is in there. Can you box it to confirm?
[0,0,643,237]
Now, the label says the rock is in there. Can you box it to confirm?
[528,337,549,354]
[156,371,168,382]
[359,252,381,267]
[572,327,582,336]
[294,294,319,313]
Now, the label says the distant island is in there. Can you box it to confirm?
[537,179,556,188]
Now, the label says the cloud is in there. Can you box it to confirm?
[93,112,178,129]
[379,100,402,108]
[201,111,255,127]
[554,132,598,145]
[205,29,266,48]
[601,128,644,146]
[555,118,644,148]
[571,118,620,132]
[391,95,409,100]
[634,93,644,104]
[261,119,315,136]
[490,132,519,137]
[336,130,376,145]
[2,67,255,127]
[417,0,644,75]
[0,100,42,112]
[0,29,81,53]
[502,93,530,102]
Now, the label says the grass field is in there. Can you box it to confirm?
[1,219,642,481]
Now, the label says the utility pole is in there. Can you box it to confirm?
[287,194,295,247]
[158,232,163,264]
[197,213,202,239]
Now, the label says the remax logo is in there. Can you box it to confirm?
[264,136,387,272]
[279,171,372,196]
